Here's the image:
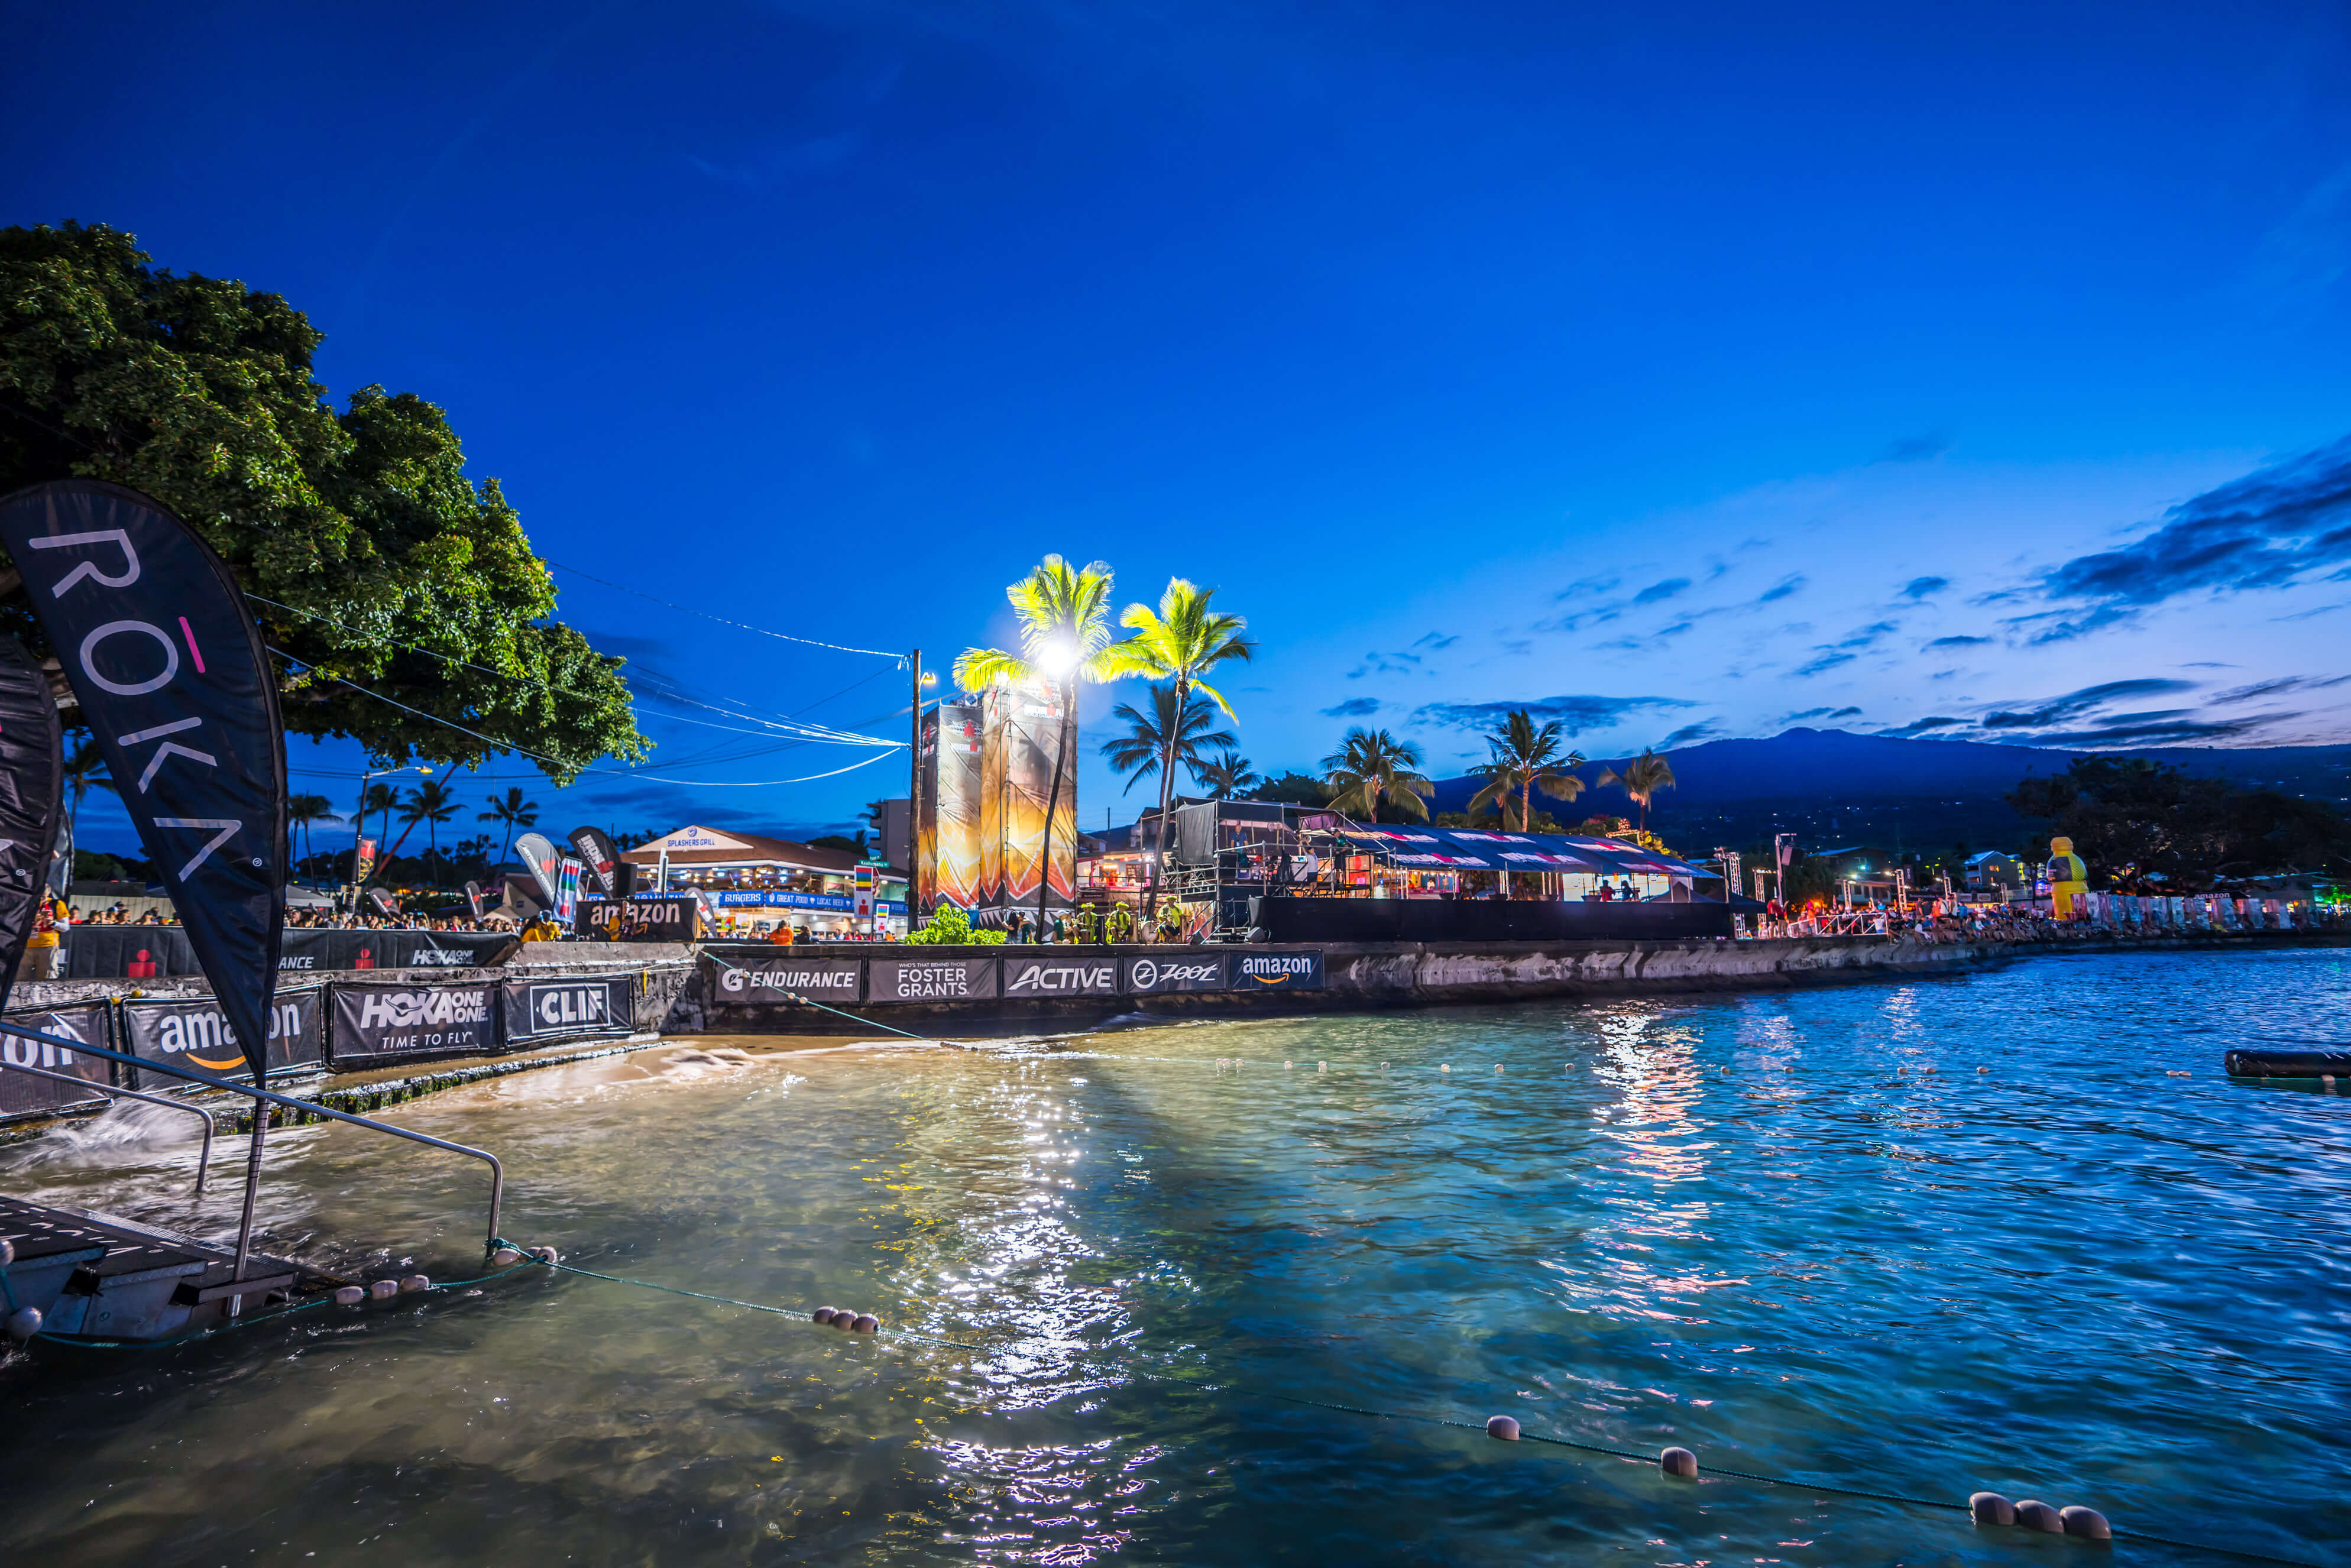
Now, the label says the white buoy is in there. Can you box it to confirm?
[1494,1064,1502,1073]
[1285,1061,1293,1069]
[7,1305,43,1342]
[529,1245,560,1264]
[1969,1491,2015,1526]
[1319,1061,1327,1071]
[2014,1499,2062,1533]
[370,1279,400,1300]
[812,1305,838,1324]
[0,1239,13,1265]
[334,1286,365,1306]
[1441,1064,1450,1073]
[1486,1415,1521,1441]
[851,1313,879,1333]
[400,1274,430,1293]
[491,1248,522,1266]
[2060,1505,2111,1540]
[1660,1446,1697,1479]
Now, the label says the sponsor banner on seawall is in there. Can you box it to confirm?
[868,955,997,1003]
[328,980,499,1068]
[61,926,514,979]
[501,973,634,1045]
[121,990,324,1087]
[1120,954,1227,994]
[707,953,864,1005]
[0,1003,112,1122]
[1002,957,1116,997]
[1232,950,1325,990]
[577,896,701,943]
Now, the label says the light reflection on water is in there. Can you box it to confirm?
[1,945,2347,1565]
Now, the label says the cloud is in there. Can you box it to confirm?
[2039,433,2351,608]
[1880,715,1967,736]
[1900,575,1951,600]
[1925,634,1993,648]
[2011,714,2290,748]
[1409,631,1461,651]
[1345,650,1423,678]
[1877,431,1952,463]
[1631,576,1692,605]
[1755,574,1805,604]
[1975,678,2198,730]
[1551,574,1621,602]
[1785,705,1864,723]
[1321,696,1382,718]
[1411,693,1694,734]
[1790,650,1857,677]
[1659,720,1723,748]
[1835,620,1900,649]
[2208,674,2351,705]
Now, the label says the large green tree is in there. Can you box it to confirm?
[2008,757,2351,888]
[0,221,646,782]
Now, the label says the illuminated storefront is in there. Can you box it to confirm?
[621,825,908,938]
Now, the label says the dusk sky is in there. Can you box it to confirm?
[11,1,2351,852]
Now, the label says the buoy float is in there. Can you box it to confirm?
[333,1286,365,1306]
[0,1239,13,1265]
[812,1305,838,1324]
[529,1246,560,1265]
[1440,1064,1450,1073]
[6,1305,42,1342]
[1969,1491,2015,1526]
[1285,1061,1293,1069]
[1660,1446,1697,1479]
[2014,1499,2062,1533]
[400,1274,430,1293]
[828,1309,857,1329]
[369,1279,400,1300]
[2060,1505,2110,1540]
[491,1248,522,1266]
[1486,1415,1520,1441]
[851,1313,879,1333]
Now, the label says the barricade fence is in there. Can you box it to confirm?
[703,946,1329,1008]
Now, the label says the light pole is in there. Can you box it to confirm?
[348,763,432,899]
[908,650,936,932]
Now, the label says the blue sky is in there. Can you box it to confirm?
[10,1,2351,854]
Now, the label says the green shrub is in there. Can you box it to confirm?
[906,906,1005,945]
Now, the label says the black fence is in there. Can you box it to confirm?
[63,926,517,980]
[701,945,1328,1006]
[1248,896,1734,944]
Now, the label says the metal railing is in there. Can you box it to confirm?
[0,1021,504,1256]
[0,1060,218,1195]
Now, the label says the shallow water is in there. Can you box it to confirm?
[4,946,2349,1566]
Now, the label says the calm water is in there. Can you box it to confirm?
[3,947,2348,1566]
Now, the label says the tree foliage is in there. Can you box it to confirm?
[1099,683,1236,796]
[0,221,646,782]
[1321,727,1434,822]
[2006,757,2351,887]
[1466,709,1586,831]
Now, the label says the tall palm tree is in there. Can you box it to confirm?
[1193,750,1262,800]
[478,786,541,866]
[1597,748,1678,834]
[63,733,116,842]
[362,781,399,847]
[399,779,460,878]
[1115,579,1253,916]
[1466,710,1587,831]
[1100,683,1238,796]
[955,555,1142,931]
[286,793,338,879]
[1321,728,1435,822]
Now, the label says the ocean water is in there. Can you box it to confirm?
[2,945,2347,1566]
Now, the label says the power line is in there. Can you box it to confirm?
[546,559,906,660]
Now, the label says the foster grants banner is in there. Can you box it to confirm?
[329,980,498,1067]
[868,955,996,1003]
[501,973,634,1044]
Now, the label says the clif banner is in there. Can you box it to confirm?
[501,973,634,1045]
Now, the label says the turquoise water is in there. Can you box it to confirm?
[3,945,2348,1566]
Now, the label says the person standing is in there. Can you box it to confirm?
[23,893,65,980]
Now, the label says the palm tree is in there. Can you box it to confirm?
[399,779,460,879]
[1193,750,1262,800]
[1597,748,1678,834]
[954,555,1142,931]
[1100,683,1238,797]
[287,793,338,879]
[478,786,540,865]
[63,733,116,842]
[1466,710,1587,831]
[362,781,399,847]
[1321,728,1435,822]
[1115,579,1254,916]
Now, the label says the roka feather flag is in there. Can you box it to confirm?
[0,481,287,1085]
[0,636,64,1002]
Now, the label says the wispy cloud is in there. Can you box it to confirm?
[1321,696,1381,718]
[1632,576,1692,605]
[1900,575,1951,600]
[1925,634,1993,648]
[1977,678,2198,730]
[1876,431,1952,464]
[1411,693,1693,734]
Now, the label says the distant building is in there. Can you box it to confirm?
[620,825,905,938]
[1812,845,1895,883]
[1963,850,2023,893]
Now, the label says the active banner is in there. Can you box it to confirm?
[121,989,324,1086]
[328,980,498,1068]
[867,955,996,1003]
[501,973,634,1045]
[1002,955,1116,997]
[0,1003,111,1122]
[1120,953,1228,994]
[707,953,862,1006]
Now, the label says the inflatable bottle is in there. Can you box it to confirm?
[2045,837,2088,920]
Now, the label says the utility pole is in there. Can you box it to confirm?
[908,649,922,929]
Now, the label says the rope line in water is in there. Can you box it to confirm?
[540,1258,982,1350]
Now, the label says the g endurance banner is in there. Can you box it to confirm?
[501,973,633,1045]
[0,1003,111,1121]
[121,989,324,1086]
[705,953,862,1006]
[0,481,287,1084]
[868,955,996,1003]
[0,636,63,1000]
[328,980,498,1067]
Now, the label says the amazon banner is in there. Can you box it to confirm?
[0,1003,113,1123]
[576,896,701,943]
[868,955,996,1003]
[1232,950,1325,991]
[704,951,863,1006]
[1120,954,1228,994]
[501,973,634,1045]
[328,980,499,1068]
[121,989,324,1088]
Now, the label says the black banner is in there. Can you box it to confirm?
[868,955,997,1003]
[120,989,323,1086]
[0,481,287,1084]
[1232,950,1324,990]
[1121,954,1228,994]
[61,925,514,979]
[514,831,561,905]
[1002,955,1117,997]
[328,979,498,1067]
[501,972,634,1044]
[464,880,485,919]
[577,895,700,942]
[568,825,621,898]
[0,1003,111,1121]
[705,952,862,1005]
[0,637,62,1002]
